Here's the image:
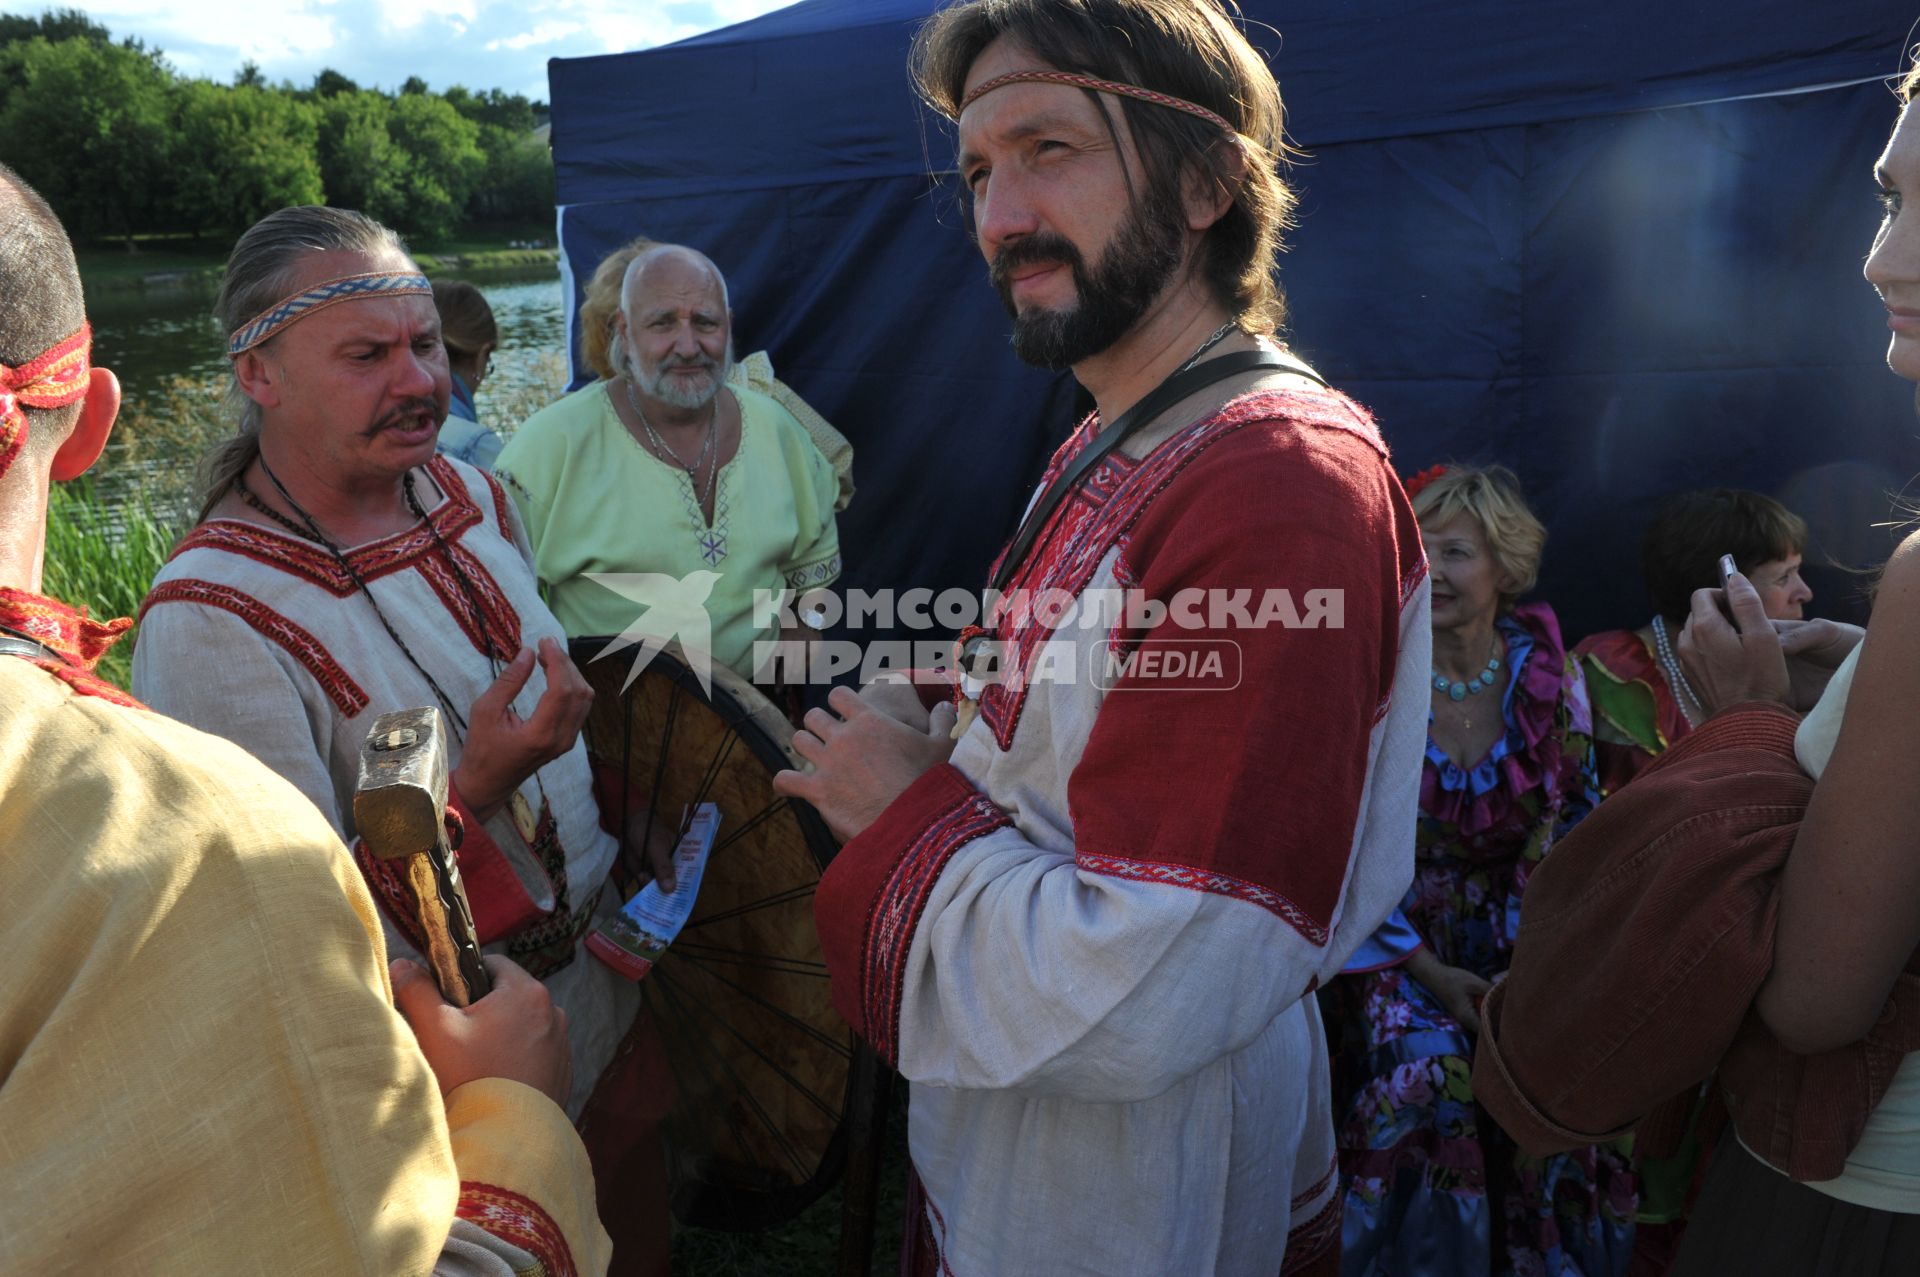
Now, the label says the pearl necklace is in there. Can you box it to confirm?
[1650,614,1704,723]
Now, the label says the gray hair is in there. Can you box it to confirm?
[197,206,412,523]
[608,245,731,381]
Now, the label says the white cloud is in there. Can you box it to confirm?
[42,0,797,101]
[485,20,584,53]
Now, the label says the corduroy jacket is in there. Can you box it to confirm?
[1473,701,1920,1182]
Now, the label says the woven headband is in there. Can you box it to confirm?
[227,270,433,357]
[957,69,1235,136]
[0,323,92,483]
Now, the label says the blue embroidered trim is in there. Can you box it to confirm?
[227,271,433,356]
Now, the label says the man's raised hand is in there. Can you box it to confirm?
[1677,570,1792,716]
[451,637,594,820]
[773,684,957,841]
[391,955,573,1108]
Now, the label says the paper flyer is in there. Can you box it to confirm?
[587,803,722,981]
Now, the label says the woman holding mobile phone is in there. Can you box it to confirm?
[1673,54,1920,1272]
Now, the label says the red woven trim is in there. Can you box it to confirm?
[862,790,1010,1066]
[1290,1154,1337,1212]
[35,658,143,708]
[455,1181,578,1277]
[416,535,522,658]
[482,467,515,539]
[0,584,131,669]
[1076,849,1330,946]
[1280,1192,1342,1276]
[138,578,370,717]
[979,389,1366,750]
[172,457,485,594]
[958,69,1234,135]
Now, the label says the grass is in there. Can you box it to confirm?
[673,1083,910,1276]
[42,480,185,690]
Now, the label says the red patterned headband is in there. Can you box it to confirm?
[957,69,1236,136]
[0,323,92,482]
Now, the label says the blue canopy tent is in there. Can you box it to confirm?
[549,2,1917,641]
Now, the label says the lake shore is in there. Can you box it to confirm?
[77,230,559,296]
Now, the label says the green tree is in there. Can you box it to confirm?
[467,124,555,224]
[171,81,324,236]
[312,67,358,98]
[383,92,485,240]
[234,59,264,88]
[400,74,429,96]
[0,8,112,48]
[443,84,538,135]
[0,36,177,247]
[315,90,407,224]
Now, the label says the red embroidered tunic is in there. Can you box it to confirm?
[813,387,1431,1276]
[133,457,633,1118]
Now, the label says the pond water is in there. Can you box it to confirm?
[87,265,572,435]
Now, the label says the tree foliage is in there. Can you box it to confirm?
[0,13,554,249]
[0,37,177,246]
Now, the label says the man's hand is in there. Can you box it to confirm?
[1677,571,1792,715]
[452,638,594,821]
[1406,949,1492,1034]
[858,671,934,731]
[391,955,572,1108]
[773,685,957,841]
[624,806,679,894]
[1774,617,1866,713]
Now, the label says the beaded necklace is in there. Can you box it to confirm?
[1432,633,1503,701]
[1649,614,1705,725]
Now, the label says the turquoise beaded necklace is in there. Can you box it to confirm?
[1432,637,1503,701]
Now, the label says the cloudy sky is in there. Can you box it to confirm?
[11,0,797,102]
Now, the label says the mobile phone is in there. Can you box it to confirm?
[1716,554,1738,625]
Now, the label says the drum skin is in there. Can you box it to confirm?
[572,637,851,1230]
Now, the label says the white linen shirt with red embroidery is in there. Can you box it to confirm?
[815,387,1431,1277]
[132,456,635,1117]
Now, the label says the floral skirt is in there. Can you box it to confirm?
[1327,965,1638,1277]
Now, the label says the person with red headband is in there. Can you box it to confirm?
[0,167,611,1271]
[775,3,1429,1273]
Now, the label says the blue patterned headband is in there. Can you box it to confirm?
[226,270,434,358]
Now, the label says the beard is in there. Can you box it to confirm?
[635,339,735,410]
[990,189,1186,370]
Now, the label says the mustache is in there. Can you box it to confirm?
[361,397,443,438]
[989,233,1085,296]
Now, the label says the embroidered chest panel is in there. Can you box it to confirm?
[977,413,1230,751]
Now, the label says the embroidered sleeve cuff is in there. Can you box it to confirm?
[445,1078,611,1277]
[784,551,843,592]
[447,786,545,945]
[814,764,1009,1065]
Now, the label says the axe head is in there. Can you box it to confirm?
[353,706,449,860]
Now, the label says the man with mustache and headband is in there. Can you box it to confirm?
[134,206,675,1276]
[0,171,610,1272]
[776,2,1430,1274]
[495,243,842,681]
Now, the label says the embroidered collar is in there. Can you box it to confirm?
[0,585,132,671]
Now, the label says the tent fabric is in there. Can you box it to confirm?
[548,3,1918,644]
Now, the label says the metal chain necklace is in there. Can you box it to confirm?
[623,375,721,516]
[1177,320,1242,375]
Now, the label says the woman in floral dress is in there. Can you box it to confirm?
[1328,465,1637,1276]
